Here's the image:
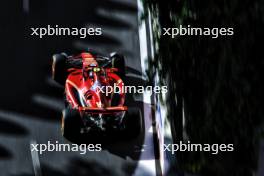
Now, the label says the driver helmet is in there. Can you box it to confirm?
[81,52,98,68]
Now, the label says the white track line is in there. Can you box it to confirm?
[135,0,157,176]
[30,140,42,176]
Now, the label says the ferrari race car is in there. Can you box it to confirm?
[52,50,143,141]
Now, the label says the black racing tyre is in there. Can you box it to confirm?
[61,106,82,142]
[52,53,67,85]
[111,53,125,79]
[123,107,144,138]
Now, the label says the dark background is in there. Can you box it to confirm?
[142,0,264,175]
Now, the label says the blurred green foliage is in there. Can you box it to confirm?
[142,0,264,175]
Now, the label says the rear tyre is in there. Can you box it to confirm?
[123,107,144,138]
[52,53,67,85]
[61,106,82,142]
[111,53,125,79]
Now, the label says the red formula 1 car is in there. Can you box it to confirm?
[52,50,143,141]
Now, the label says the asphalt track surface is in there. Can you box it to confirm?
[0,0,158,175]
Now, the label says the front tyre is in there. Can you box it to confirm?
[111,53,125,79]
